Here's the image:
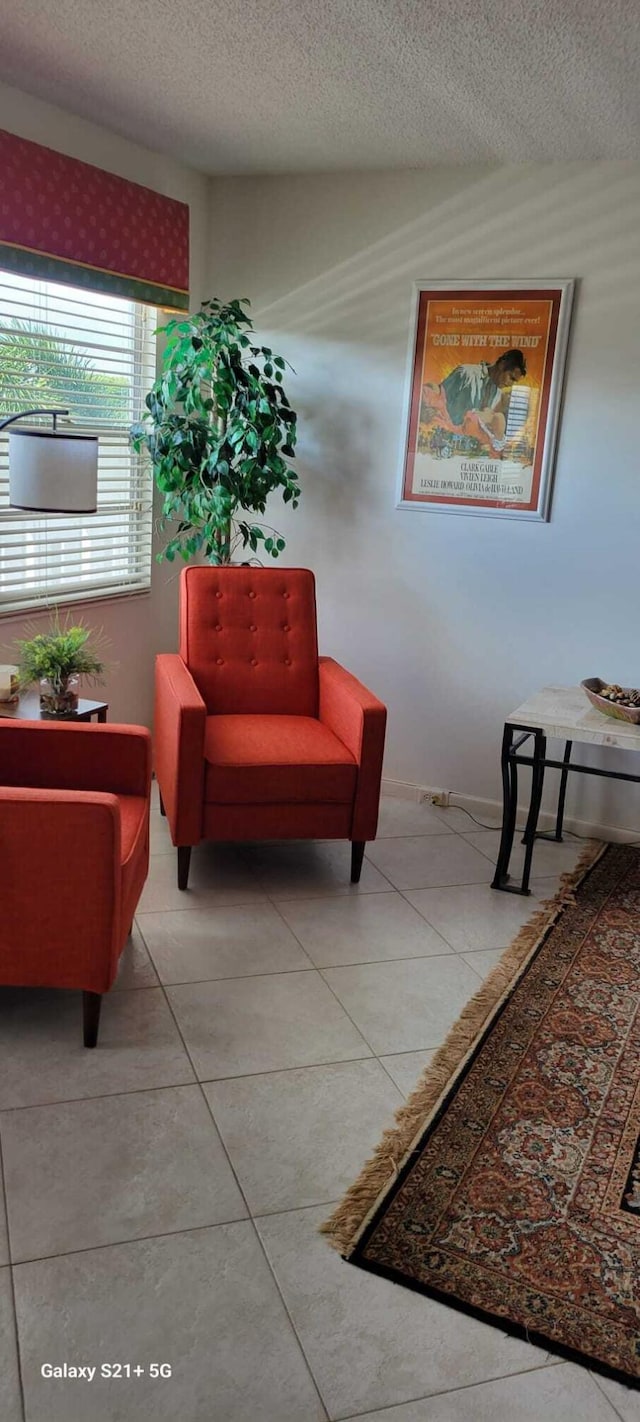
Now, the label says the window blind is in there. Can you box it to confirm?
[0,270,156,615]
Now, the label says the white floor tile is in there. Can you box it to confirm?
[168,970,372,1079]
[137,846,268,913]
[257,1204,552,1420]
[245,839,392,898]
[404,881,547,954]
[0,1171,7,1267]
[0,1270,21,1421]
[376,798,455,837]
[462,829,589,881]
[1,1085,247,1261]
[149,810,173,857]
[438,807,506,832]
[595,1373,640,1421]
[365,836,494,891]
[205,1059,402,1215]
[531,874,564,900]
[276,892,451,967]
[15,1223,325,1422]
[112,924,159,991]
[461,948,505,979]
[380,1050,435,1098]
[0,987,194,1109]
[322,955,482,1055]
[137,901,312,983]
[344,1363,619,1421]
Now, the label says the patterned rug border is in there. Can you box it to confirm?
[321,838,606,1258]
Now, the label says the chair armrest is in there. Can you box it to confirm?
[0,788,122,993]
[154,654,206,845]
[318,657,387,841]
[0,720,152,797]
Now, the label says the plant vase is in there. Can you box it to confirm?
[39,673,80,716]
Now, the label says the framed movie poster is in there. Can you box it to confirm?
[397,279,575,521]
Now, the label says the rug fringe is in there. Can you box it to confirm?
[321,838,605,1256]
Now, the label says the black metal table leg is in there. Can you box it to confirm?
[520,730,546,894]
[492,724,518,890]
[520,739,547,846]
[554,739,572,840]
[534,738,572,843]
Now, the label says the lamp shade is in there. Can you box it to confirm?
[9,428,98,513]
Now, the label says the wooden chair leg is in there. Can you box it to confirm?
[351,841,366,883]
[83,991,102,1048]
[178,846,192,890]
[159,789,166,817]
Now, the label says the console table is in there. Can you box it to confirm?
[492,685,640,895]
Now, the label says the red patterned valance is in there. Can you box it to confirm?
[0,129,190,310]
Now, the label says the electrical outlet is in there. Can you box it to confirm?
[420,788,450,807]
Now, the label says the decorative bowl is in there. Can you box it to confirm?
[581,678,640,725]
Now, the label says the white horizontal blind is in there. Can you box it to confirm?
[0,270,156,614]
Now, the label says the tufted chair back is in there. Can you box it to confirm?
[179,566,320,716]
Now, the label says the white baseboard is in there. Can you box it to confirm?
[380,777,424,802]
[381,778,640,844]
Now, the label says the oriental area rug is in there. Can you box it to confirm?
[323,842,640,1388]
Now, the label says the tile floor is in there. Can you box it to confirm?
[0,790,635,1421]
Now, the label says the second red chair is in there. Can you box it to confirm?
[154,566,386,889]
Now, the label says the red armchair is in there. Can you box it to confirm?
[155,567,387,890]
[0,719,151,1046]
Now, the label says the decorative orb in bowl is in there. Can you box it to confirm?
[581,678,640,725]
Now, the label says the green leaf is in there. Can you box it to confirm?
[132,295,301,567]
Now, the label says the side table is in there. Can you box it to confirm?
[492,685,640,895]
[0,693,108,723]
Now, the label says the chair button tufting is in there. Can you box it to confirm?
[215,591,222,599]
[248,590,256,599]
[284,658,291,666]
[282,592,289,599]
[283,624,290,632]
[250,658,258,667]
[249,624,257,632]
[216,658,224,666]
[215,623,222,632]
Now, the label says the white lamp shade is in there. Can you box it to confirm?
[9,428,98,513]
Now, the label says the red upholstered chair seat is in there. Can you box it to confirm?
[204,714,357,804]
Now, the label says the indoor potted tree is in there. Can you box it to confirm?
[131,297,300,565]
[14,614,106,715]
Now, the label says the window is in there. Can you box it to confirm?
[0,271,156,614]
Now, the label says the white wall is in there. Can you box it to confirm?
[209,163,640,834]
[0,82,211,725]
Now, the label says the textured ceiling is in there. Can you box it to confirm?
[1,0,639,174]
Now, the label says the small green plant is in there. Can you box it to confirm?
[130,297,300,565]
[14,614,107,694]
